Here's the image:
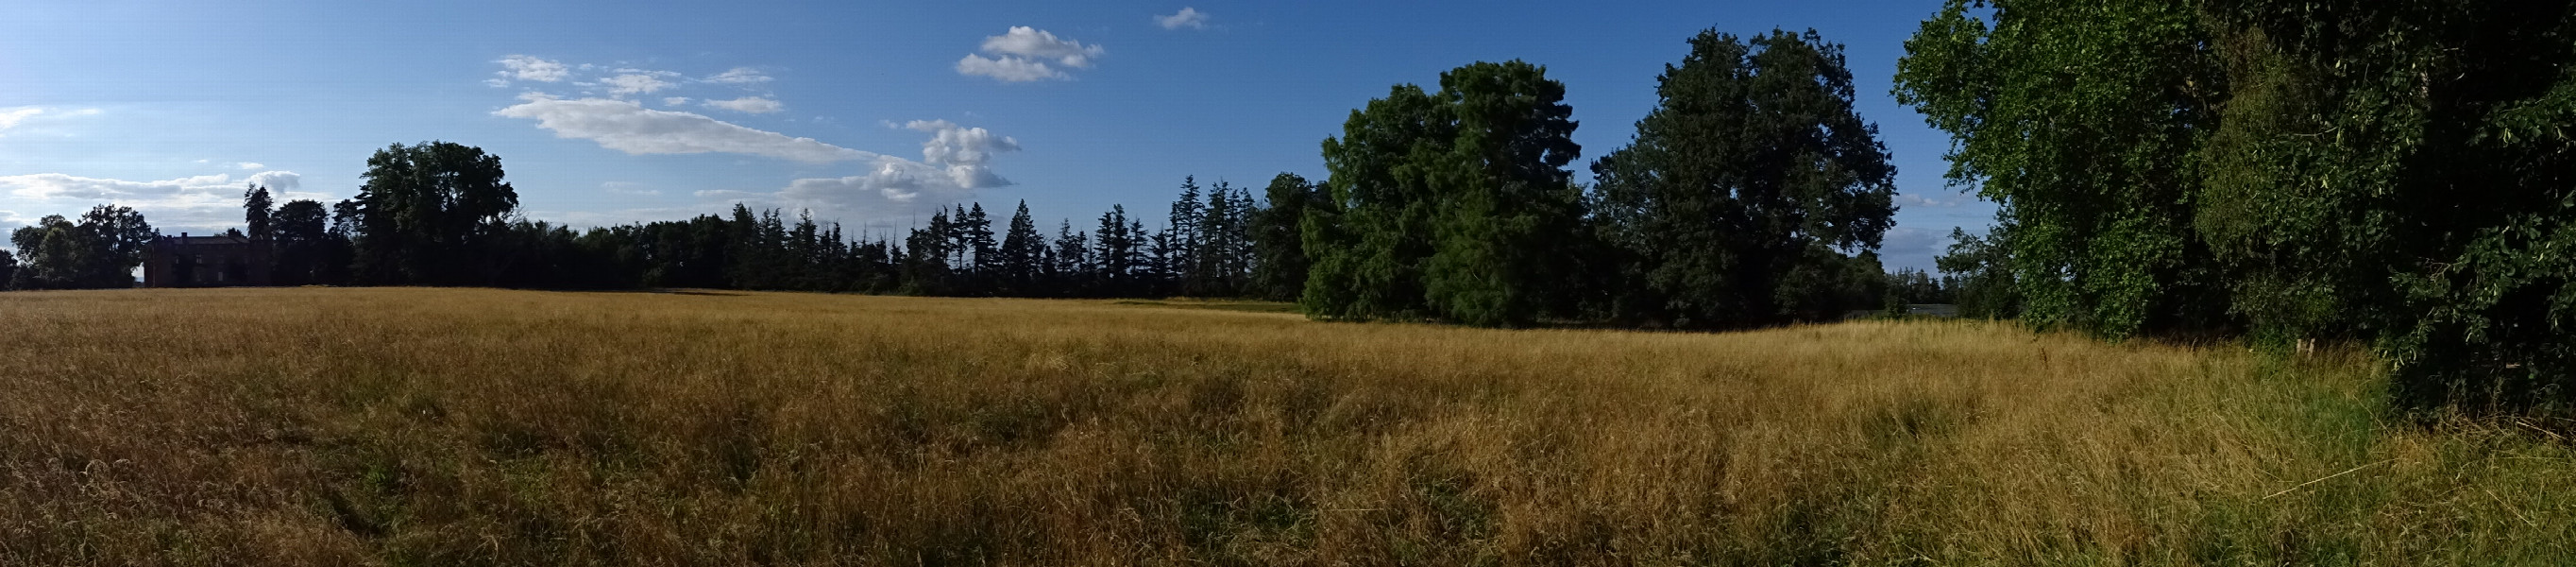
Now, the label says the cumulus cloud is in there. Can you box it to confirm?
[907,119,1018,174]
[235,162,265,170]
[773,120,1019,206]
[957,54,1069,82]
[981,26,1104,67]
[663,96,691,106]
[1156,8,1210,30]
[602,74,673,95]
[707,67,771,84]
[703,96,785,114]
[246,170,303,193]
[957,26,1103,82]
[497,55,569,82]
[493,94,869,163]
[0,171,326,232]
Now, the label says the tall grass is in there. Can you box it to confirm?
[1,287,2569,565]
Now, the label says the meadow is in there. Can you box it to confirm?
[2,287,2571,565]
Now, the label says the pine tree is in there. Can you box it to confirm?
[998,200,1042,294]
[965,202,997,281]
[1094,206,1133,294]
[1053,220,1091,295]
[1166,176,1204,286]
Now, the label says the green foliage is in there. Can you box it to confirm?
[1592,29,1899,328]
[8,205,154,290]
[241,183,274,240]
[1901,0,2576,411]
[1895,0,2229,338]
[1248,173,1321,301]
[347,141,521,285]
[1936,227,2021,319]
[1306,61,1587,326]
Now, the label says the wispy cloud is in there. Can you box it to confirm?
[0,170,324,232]
[494,94,865,163]
[703,96,785,114]
[0,107,102,135]
[496,55,569,83]
[1156,8,1210,30]
[706,67,772,84]
[602,74,674,95]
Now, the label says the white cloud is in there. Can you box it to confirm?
[493,94,869,163]
[707,67,771,84]
[981,26,1104,67]
[773,120,1018,206]
[1895,193,1967,208]
[0,107,100,135]
[0,171,326,232]
[0,107,45,130]
[958,26,1102,82]
[1156,8,1210,30]
[703,96,785,114]
[497,55,569,82]
[246,170,302,193]
[907,119,1018,174]
[662,96,691,106]
[957,54,1069,82]
[235,162,264,170]
[602,74,673,95]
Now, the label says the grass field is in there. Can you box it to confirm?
[3,287,2572,565]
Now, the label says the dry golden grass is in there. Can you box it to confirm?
[1,287,2571,565]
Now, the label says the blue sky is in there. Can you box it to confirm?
[0,0,1994,270]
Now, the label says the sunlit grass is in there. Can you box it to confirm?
[1,287,2568,565]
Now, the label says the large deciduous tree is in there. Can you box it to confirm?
[1248,173,1321,301]
[1898,0,2576,411]
[8,205,154,289]
[1306,60,1587,326]
[347,141,520,285]
[1592,29,1899,328]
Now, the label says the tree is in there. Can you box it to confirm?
[963,203,997,282]
[998,200,1043,294]
[1094,205,1140,294]
[9,205,154,289]
[1306,60,1588,326]
[1248,173,1320,301]
[1936,226,2020,319]
[1052,220,1092,294]
[270,199,332,285]
[243,183,275,240]
[347,141,520,285]
[1167,177,1204,290]
[1894,0,2227,338]
[0,249,15,291]
[1592,29,1899,328]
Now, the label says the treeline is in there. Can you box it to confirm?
[6,28,1926,332]
[1,205,156,290]
[1897,0,2576,410]
[231,141,1287,298]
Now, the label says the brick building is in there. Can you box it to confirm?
[143,233,272,287]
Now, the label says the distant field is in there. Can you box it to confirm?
[2,288,2571,565]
